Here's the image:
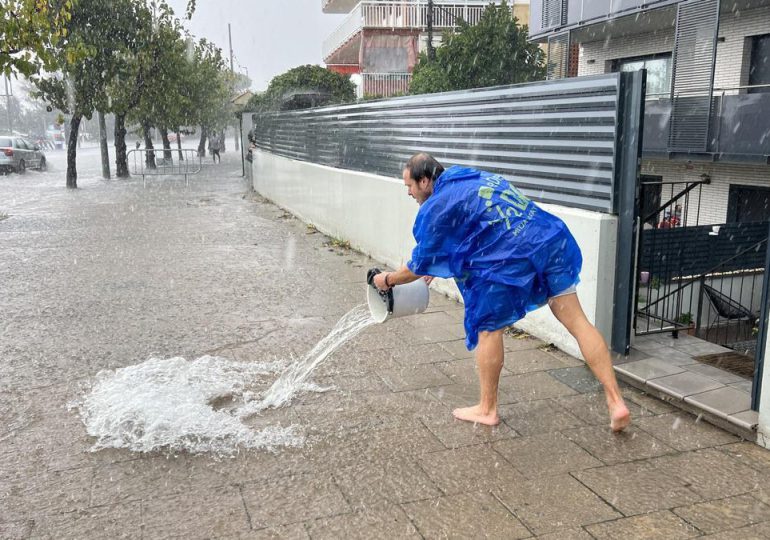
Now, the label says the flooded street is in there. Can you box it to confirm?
[3,148,770,538]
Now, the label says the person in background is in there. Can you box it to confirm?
[209,132,221,163]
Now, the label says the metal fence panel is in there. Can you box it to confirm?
[250,73,639,214]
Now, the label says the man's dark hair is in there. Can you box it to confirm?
[404,153,445,183]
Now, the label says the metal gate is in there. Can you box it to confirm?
[633,176,770,408]
[128,148,202,187]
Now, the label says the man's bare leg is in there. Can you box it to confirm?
[453,329,504,426]
[548,293,631,432]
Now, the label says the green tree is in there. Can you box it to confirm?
[32,0,146,188]
[246,65,355,112]
[0,0,72,77]
[410,2,545,95]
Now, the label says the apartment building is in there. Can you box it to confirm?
[322,0,531,97]
[528,0,770,226]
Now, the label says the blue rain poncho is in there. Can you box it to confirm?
[407,166,582,350]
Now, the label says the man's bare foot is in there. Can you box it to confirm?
[452,405,500,426]
[610,402,631,433]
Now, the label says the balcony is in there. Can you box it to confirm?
[643,86,770,163]
[356,72,413,98]
[323,1,499,64]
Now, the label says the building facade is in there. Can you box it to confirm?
[322,0,531,97]
[528,0,770,226]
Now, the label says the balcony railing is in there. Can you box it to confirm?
[323,1,499,61]
[357,72,413,98]
[643,85,770,160]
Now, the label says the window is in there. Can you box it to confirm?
[640,175,662,228]
[748,34,770,94]
[614,54,672,97]
[727,185,770,223]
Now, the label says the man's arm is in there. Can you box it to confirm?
[373,265,430,291]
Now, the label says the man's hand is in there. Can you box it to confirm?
[373,272,391,291]
[423,276,434,286]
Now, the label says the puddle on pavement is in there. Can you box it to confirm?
[72,304,376,455]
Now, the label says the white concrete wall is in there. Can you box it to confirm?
[251,149,619,359]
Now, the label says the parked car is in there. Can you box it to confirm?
[0,136,47,174]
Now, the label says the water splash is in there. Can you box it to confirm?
[240,304,376,415]
[72,355,303,455]
[74,305,376,455]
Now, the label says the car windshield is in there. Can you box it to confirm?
[0,137,12,147]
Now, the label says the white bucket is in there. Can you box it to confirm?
[367,277,430,323]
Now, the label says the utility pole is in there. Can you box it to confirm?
[427,0,435,62]
[3,75,13,134]
[228,23,239,152]
[228,23,234,73]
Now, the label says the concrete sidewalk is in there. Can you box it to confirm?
[2,149,770,539]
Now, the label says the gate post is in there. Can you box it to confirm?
[611,70,646,356]
[752,225,770,417]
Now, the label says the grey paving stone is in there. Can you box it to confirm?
[499,399,587,436]
[621,386,678,415]
[494,474,621,535]
[574,461,703,516]
[402,492,531,540]
[423,418,518,449]
[438,339,476,360]
[684,386,752,419]
[636,412,740,451]
[29,501,142,539]
[377,363,454,392]
[672,341,733,356]
[492,431,602,478]
[534,528,594,540]
[239,523,310,539]
[585,510,700,539]
[503,347,573,375]
[0,467,94,520]
[90,455,195,507]
[142,485,250,538]
[647,371,725,399]
[503,334,546,352]
[685,363,747,384]
[389,342,456,366]
[306,505,420,540]
[435,358,479,383]
[728,409,759,431]
[0,520,34,540]
[729,379,754,393]
[497,371,578,403]
[673,493,770,535]
[364,388,452,429]
[241,474,350,529]
[563,425,676,465]
[699,521,770,539]
[615,357,686,383]
[332,459,441,508]
[418,444,528,495]
[650,448,770,500]
[720,441,770,473]
[554,392,644,426]
[548,365,603,393]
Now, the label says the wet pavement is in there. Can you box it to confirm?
[3,147,770,538]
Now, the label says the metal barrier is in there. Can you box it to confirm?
[128,148,202,187]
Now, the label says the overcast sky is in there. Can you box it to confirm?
[166,0,346,91]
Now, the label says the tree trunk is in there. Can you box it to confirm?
[233,123,239,152]
[197,126,207,157]
[66,114,82,189]
[143,122,156,169]
[176,129,183,160]
[98,111,110,179]
[159,127,172,161]
[114,113,129,178]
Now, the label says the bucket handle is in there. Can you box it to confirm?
[367,267,394,313]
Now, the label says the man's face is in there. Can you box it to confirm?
[403,169,433,205]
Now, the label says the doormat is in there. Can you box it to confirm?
[693,352,754,379]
